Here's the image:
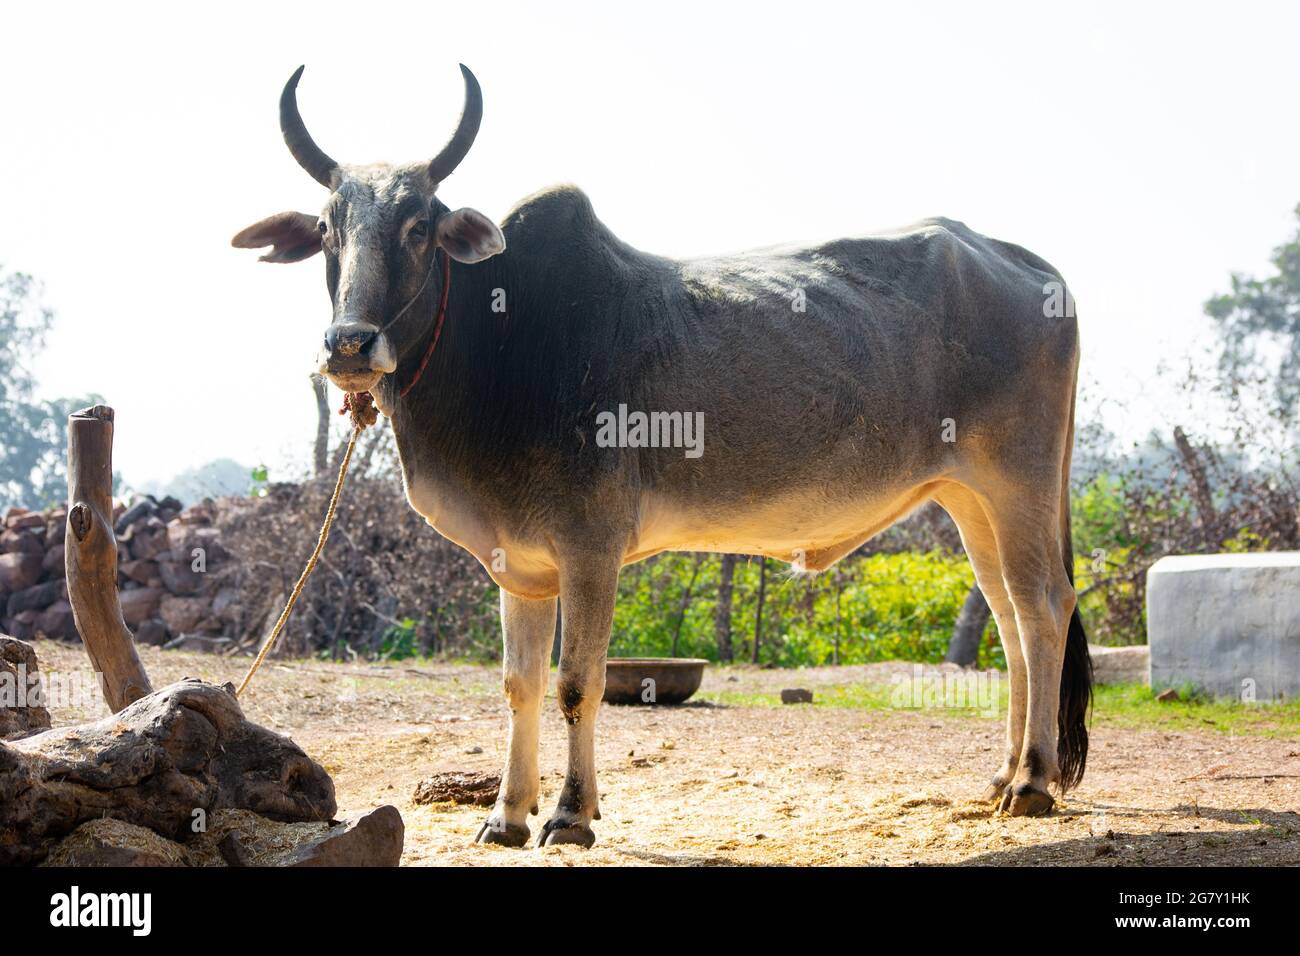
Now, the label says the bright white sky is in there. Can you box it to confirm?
[3,1,1297,490]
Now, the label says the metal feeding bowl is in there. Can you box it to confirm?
[603,657,708,705]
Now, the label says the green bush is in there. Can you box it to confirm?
[611,551,994,668]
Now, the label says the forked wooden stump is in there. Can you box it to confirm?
[65,405,152,711]
[0,404,403,867]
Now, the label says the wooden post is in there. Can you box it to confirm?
[311,373,331,477]
[65,405,152,711]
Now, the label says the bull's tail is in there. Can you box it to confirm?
[1057,398,1092,794]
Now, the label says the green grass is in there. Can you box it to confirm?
[1091,682,1300,738]
[701,679,1300,739]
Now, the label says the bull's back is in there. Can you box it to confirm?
[639,219,1073,494]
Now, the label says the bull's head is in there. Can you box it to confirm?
[233,65,505,395]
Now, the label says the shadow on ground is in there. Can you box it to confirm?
[960,805,1300,866]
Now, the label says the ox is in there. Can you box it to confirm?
[233,65,1092,848]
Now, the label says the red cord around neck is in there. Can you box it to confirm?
[398,248,452,399]
[339,248,451,417]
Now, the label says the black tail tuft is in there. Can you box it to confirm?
[1057,562,1092,793]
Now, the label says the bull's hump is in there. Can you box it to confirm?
[502,184,598,233]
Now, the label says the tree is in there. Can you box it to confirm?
[311,373,331,477]
[944,584,990,667]
[0,267,102,509]
[1204,203,1300,416]
[669,554,704,657]
[714,554,736,662]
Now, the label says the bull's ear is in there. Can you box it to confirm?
[435,207,505,264]
[231,211,322,263]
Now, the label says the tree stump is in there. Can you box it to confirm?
[0,678,336,865]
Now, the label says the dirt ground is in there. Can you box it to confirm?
[29,639,1300,866]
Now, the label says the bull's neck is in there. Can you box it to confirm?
[380,244,526,475]
[380,219,665,485]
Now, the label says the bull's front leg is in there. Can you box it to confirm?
[538,553,621,848]
[475,590,556,847]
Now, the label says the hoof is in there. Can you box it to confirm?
[1003,784,1055,817]
[982,779,1008,802]
[537,819,596,849]
[474,819,531,848]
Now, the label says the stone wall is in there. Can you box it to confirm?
[0,497,236,651]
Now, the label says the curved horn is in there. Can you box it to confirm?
[427,64,483,184]
[280,65,338,189]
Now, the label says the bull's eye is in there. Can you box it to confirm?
[317,220,328,236]
[408,220,430,241]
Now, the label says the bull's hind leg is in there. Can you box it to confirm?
[933,485,1027,802]
[979,485,1077,816]
[475,590,556,847]
[538,551,621,848]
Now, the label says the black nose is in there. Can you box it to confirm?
[324,324,377,363]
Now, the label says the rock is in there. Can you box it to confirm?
[6,579,66,617]
[280,806,404,867]
[218,830,254,866]
[187,806,403,867]
[42,543,66,579]
[159,594,211,633]
[1089,644,1149,685]
[212,588,242,623]
[190,526,230,563]
[114,498,156,535]
[44,509,67,547]
[122,517,169,560]
[158,558,204,596]
[166,516,212,555]
[168,634,231,652]
[0,552,43,593]
[0,636,51,739]
[164,518,189,553]
[179,501,218,525]
[1156,688,1180,703]
[0,679,337,865]
[1148,553,1300,700]
[119,586,165,627]
[41,818,192,867]
[1,528,44,555]
[780,688,814,704]
[412,771,500,807]
[6,512,46,532]
[135,618,170,647]
[5,610,38,640]
[36,600,78,640]
[120,559,159,586]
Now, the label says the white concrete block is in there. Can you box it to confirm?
[1088,644,1149,685]
[1146,552,1300,701]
